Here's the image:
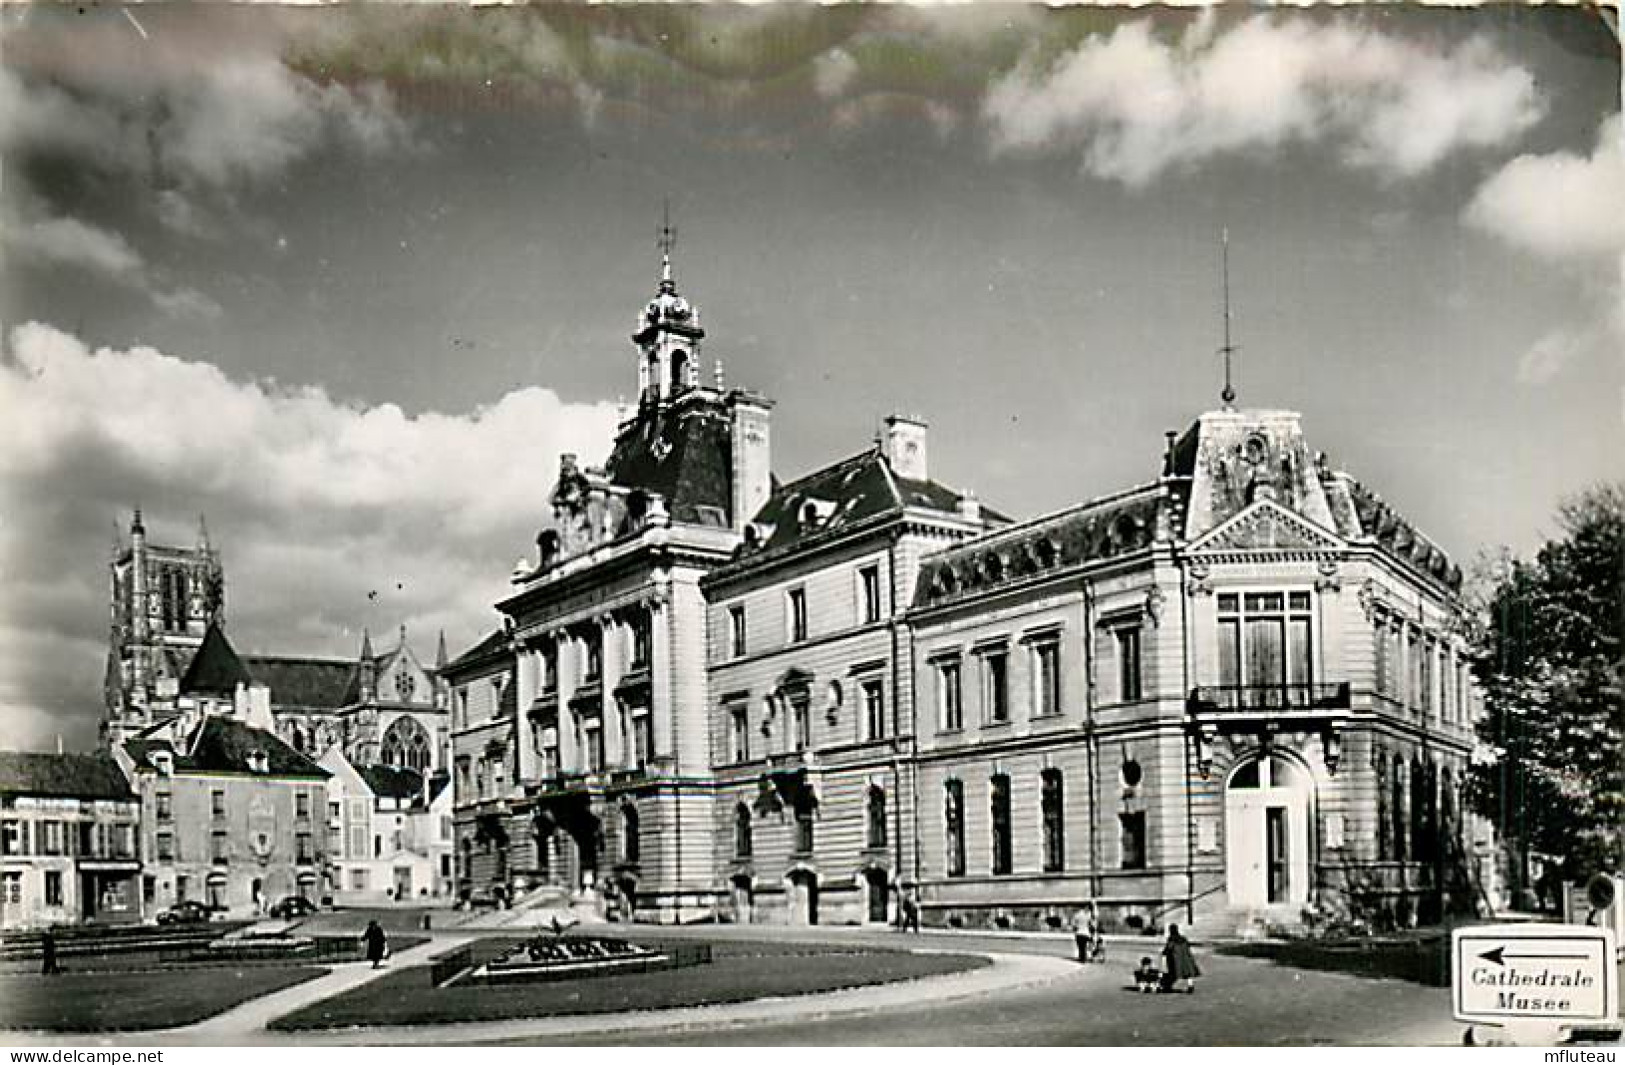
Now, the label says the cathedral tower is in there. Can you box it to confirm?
[102,511,225,747]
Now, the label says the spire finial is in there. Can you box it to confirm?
[1218,227,1238,409]
[197,513,211,551]
[131,507,145,536]
[657,198,678,292]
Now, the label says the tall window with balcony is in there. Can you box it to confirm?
[944,780,966,877]
[980,647,1009,725]
[582,634,602,685]
[729,605,747,659]
[1041,769,1065,872]
[787,587,808,644]
[866,786,887,850]
[861,678,886,741]
[990,774,1012,875]
[1216,591,1313,707]
[1032,637,1062,717]
[793,797,815,854]
[584,721,604,773]
[859,564,883,625]
[937,658,963,732]
[630,711,653,768]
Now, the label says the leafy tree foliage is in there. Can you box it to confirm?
[1468,483,1623,880]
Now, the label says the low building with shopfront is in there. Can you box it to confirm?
[0,752,142,930]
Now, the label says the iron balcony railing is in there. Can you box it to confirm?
[1188,682,1351,714]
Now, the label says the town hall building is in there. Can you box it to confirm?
[446,243,1485,933]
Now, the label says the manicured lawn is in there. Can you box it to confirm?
[273,938,988,1030]
[0,965,328,1031]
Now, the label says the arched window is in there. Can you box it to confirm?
[734,802,753,858]
[866,786,887,850]
[380,716,432,773]
[621,804,640,865]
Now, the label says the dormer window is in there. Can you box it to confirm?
[246,750,269,774]
[152,751,174,777]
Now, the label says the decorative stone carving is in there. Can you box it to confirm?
[1144,585,1166,627]
[1357,578,1381,622]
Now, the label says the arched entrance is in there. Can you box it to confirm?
[786,868,819,926]
[862,867,891,925]
[1225,751,1313,909]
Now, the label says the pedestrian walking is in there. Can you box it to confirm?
[900,890,921,934]
[1160,923,1200,993]
[1071,905,1101,962]
[362,918,388,969]
[40,928,59,976]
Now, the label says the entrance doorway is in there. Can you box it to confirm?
[394,867,413,900]
[1225,752,1312,909]
[730,875,754,924]
[786,869,819,926]
[863,868,890,924]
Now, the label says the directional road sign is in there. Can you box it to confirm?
[1454,923,1618,1024]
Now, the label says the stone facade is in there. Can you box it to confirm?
[446,258,1484,931]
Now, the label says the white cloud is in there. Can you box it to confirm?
[5,216,143,279]
[983,17,1543,187]
[0,323,620,751]
[1516,328,1587,386]
[1466,115,1625,263]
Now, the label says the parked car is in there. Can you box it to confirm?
[157,900,214,925]
[268,895,318,919]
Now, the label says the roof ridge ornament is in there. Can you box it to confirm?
[1218,227,1238,410]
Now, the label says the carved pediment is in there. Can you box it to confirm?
[1189,500,1343,554]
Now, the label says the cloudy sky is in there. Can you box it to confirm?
[1,4,1619,751]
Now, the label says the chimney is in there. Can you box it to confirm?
[957,490,981,523]
[881,414,929,482]
[726,390,774,532]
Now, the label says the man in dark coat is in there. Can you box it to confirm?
[362,919,388,968]
[40,929,60,976]
[1160,923,1200,993]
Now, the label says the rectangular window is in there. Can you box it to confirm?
[210,789,226,820]
[351,869,369,891]
[793,801,815,855]
[944,780,966,878]
[211,830,228,863]
[729,702,751,763]
[41,821,62,856]
[1032,640,1062,717]
[1116,626,1143,703]
[861,678,886,741]
[1,820,22,856]
[990,775,1012,875]
[729,605,747,658]
[44,870,62,906]
[1217,592,1314,706]
[981,649,1009,724]
[859,565,882,625]
[2,873,20,906]
[156,792,172,821]
[542,648,558,694]
[631,712,653,767]
[296,832,314,863]
[156,831,174,861]
[1421,640,1435,718]
[787,587,808,643]
[1120,811,1147,870]
[938,659,963,732]
[791,692,812,752]
[629,614,652,670]
[295,792,311,820]
[584,723,604,773]
[583,636,602,683]
[1041,769,1065,872]
[866,787,888,850]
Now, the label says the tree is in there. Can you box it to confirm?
[1468,483,1624,886]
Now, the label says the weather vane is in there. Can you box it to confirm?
[657,198,678,260]
[1218,227,1238,409]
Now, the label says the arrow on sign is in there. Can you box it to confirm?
[1478,946,1591,967]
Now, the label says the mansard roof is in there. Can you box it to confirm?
[715,446,1003,576]
[125,715,327,780]
[356,763,424,801]
[1339,474,1464,591]
[914,482,1169,609]
[179,622,254,695]
[441,629,511,680]
[0,751,134,801]
[603,390,734,528]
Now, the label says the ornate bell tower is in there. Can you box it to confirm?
[632,209,705,407]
